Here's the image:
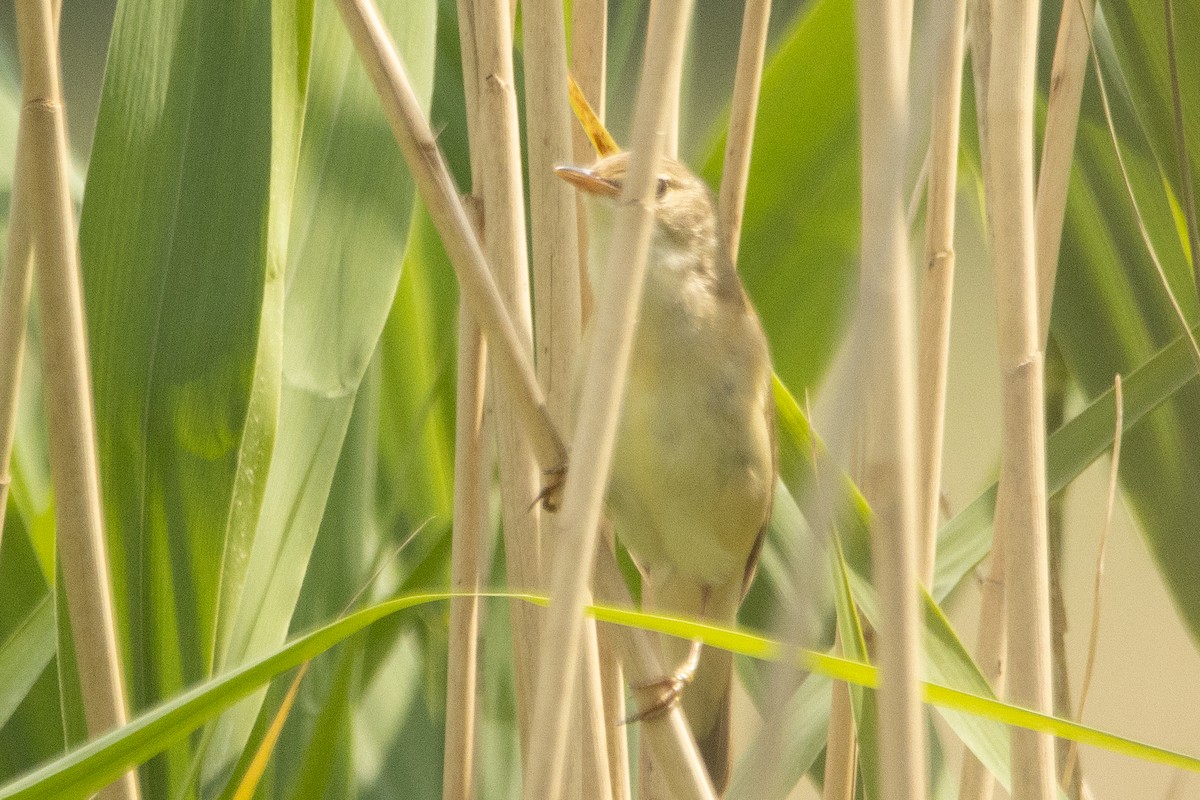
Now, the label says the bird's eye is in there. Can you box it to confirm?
[655,176,670,199]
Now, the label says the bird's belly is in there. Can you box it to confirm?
[607,324,772,589]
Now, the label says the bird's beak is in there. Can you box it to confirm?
[554,165,621,198]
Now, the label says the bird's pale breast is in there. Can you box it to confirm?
[605,246,773,592]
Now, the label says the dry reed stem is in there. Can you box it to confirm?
[521,4,611,793]
[961,3,1092,796]
[15,3,139,798]
[1034,0,1095,344]
[337,0,563,751]
[854,0,925,796]
[717,0,771,267]
[571,0,607,322]
[569,6,631,797]
[1059,374,1122,791]
[442,207,490,800]
[0,120,33,550]
[333,0,566,480]
[523,0,582,421]
[822,634,859,800]
[522,1,696,796]
[917,0,968,586]
[987,0,1057,796]
[465,0,546,753]
[577,624,615,800]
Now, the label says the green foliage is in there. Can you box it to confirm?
[3,0,1200,795]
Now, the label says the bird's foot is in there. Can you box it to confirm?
[531,461,568,512]
[624,639,704,724]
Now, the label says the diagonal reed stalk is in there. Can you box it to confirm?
[854,0,926,798]
[333,0,566,487]
[13,2,140,798]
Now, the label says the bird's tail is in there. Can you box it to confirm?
[643,576,740,794]
[686,644,733,791]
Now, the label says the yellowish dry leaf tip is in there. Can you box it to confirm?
[568,73,621,158]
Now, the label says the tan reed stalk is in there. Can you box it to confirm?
[987,0,1057,796]
[917,0,968,586]
[461,0,547,751]
[522,3,612,794]
[0,119,34,550]
[960,4,1092,797]
[593,523,632,800]
[442,201,490,800]
[1034,0,1095,343]
[577,621,615,800]
[333,0,567,483]
[571,0,607,169]
[717,0,771,267]
[854,0,925,797]
[569,6,631,797]
[14,2,139,798]
[523,0,581,417]
[522,1,697,797]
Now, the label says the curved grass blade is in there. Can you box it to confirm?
[3,590,1198,800]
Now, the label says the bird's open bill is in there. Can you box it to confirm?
[554,164,621,198]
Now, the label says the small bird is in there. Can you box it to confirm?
[556,152,776,792]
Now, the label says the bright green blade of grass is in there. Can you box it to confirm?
[202,0,437,788]
[6,591,1198,800]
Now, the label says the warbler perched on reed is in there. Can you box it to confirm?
[557,153,776,791]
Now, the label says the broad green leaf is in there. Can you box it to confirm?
[78,1,309,793]
[376,203,457,537]
[1046,3,1200,646]
[203,0,438,785]
[1103,0,1200,243]
[701,0,859,396]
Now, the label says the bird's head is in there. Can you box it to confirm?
[555,152,718,254]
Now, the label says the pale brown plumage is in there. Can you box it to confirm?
[558,153,776,792]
